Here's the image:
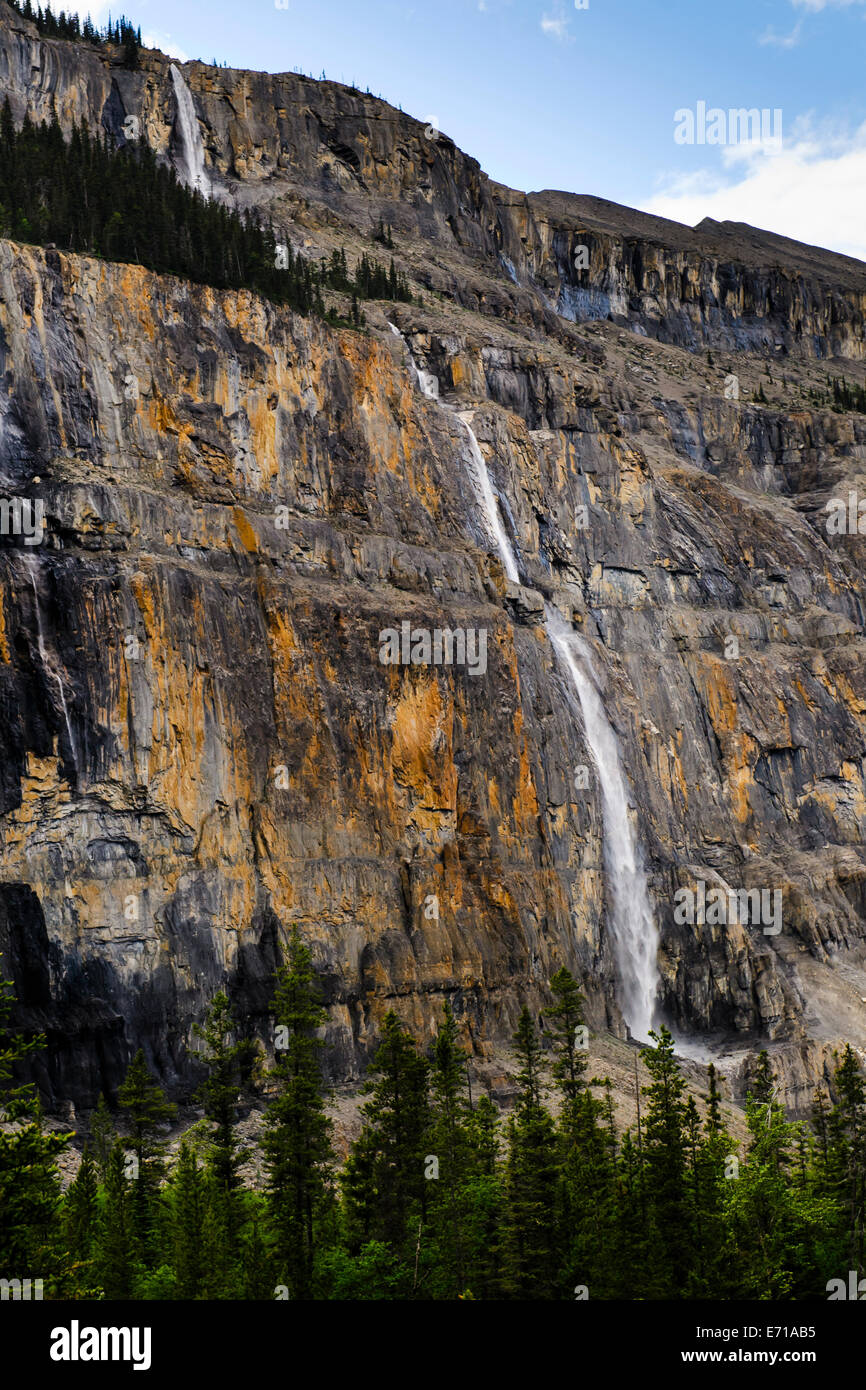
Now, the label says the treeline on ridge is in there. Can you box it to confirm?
[5,0,142,59]
[0,100,415,323]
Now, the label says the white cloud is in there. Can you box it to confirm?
[58,1,112,22]
[142,31,189,61]
[791,0,866,9]
[758,21,803,45]
[541,8,571,41]
[646,120,866,262]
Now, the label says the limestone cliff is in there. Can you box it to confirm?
[1,1,866,1116]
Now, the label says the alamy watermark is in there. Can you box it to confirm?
[50,1322,151,1371]
[379,622,488,676]
[1,1276,43,1300]
[827,1271,866,1300]
[673,881,782,935]
[0,497,44,545]
[674,103,782,148]
[824,490,866,536]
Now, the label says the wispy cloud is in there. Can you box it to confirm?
[759,20,803,45]
[647,118,866,262]
[790,0,866,10]
[142,31,189,61]
[541,6,572,42]
[57,0,112,21]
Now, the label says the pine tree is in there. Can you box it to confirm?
[64,1147,98,1275]
[826,1045,866,1279]
[0,967,69,1276]
[88,1092,115,1179]
[750,1050,776,1106]
[499,1007,560,1298]
[545,967,588,1106]
[639,1026,692,1296]
[198,1167,242,1299]
[687,1064,738,1297]
[242,1217,274,1300]
[262,928,334,1299]
[425,1001,475,1297]
[724,1086,834,1298]
[168,1140,206,1299]
[342,1010,430,1273]
[193,990,253,1246]
[117,1048,176,1256]
[96,1138,136,1298]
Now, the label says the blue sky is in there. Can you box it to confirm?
[71,0,866,259]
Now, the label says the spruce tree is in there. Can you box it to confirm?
[826,1045,866,1279]
[545,967,588,1106]
[425,1001,475,1297]
[639,1027,692,1296]
[117,1048,176,1257]
[262,928,334,1299]
[64,1147,98,1278]
[96,1138,136,1298]
[499,1007,560,1298]
[0,967,69,1276]
[168,1140,206,1299]
[342,1010,430,1273]
[88,1092,115,1179]
[193,990,253,1246]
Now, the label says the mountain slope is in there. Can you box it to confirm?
[1,1,865,1115]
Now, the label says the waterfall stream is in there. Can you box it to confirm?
[388,323,660,1039]
[545,608,660,1040]
[169,64,211,199]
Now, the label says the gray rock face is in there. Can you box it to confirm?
[1,3,866,1115]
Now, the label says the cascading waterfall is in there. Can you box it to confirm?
[21,554,78,774]
[387,323,439,399]
[387,323,519,583]
[455,413,520,586]
[389,323,660,1040]
[545,608,660,1041]
[169,64,211,199]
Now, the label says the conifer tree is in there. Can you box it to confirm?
[499,1007,560,1298]
[168,1140,206,1299]
[88,1092,115,1179]
[242,1217,274,1300]
[639,1027,692,1296]
[424,1001,476,1297]
[117,1048,176,1256]
[193,990,253,1246]
[724,1087,835,1298]
[826,1045,866,1278]
[64,1147,98,1268]
[96,1138,136,1298]
[342,1010,430,1270]
[0,967,69,1274]
[545,967,588,1106]
[262,928,334,1299]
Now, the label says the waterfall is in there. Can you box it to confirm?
[387,323,518,582]
[387,323,439,399]
[455,413,520,585]
[545,607,659,1041]
[169,64,211,199]
[390,322,660,1039]
[21,554,78,775]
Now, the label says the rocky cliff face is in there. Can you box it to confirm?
[1,2,865,1115]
